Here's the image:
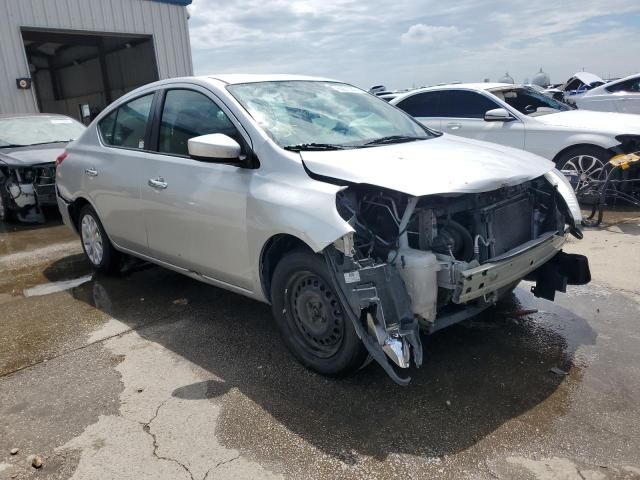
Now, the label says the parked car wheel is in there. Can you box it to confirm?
[78,205,121,273]
[555,146,610,197]
[270,251,368,376]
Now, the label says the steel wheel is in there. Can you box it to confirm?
[559,154,605,195]
[286,271,346,359]
[81,214,104,266]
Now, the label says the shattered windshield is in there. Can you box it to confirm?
[490,87,570,117]
[0,116,85,147]
[227,80,435,150]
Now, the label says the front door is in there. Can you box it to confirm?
[437,90,526,150]
[139,87,255,290]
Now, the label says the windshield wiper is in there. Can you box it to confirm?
[364,135,427,146]
[284,143,348,152]
[0,144,27,149]
[26,140,73,146]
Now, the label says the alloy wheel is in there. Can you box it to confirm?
[81,214,104,266]
[559,154,605,195]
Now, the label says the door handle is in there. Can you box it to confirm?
[446,122,462,130]
[84,168,98,177]
[148,177,168,190]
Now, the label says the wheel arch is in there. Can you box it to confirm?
[552,143,613,167]
[68,196,93,233]
[259,233,315,303]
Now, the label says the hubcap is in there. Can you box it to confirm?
[287,272,345,358]
[560,154,605,195]
[81,214,104,266]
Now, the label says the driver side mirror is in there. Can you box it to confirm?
[188,134,244,165]
[484,108,513,122]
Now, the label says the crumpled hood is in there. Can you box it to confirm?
[0,144,63,167]
[301,134,554,196]
[534,110,640,133]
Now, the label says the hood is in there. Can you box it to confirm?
[0,144,64,167]
[568,72,603,86]
[534,110,640,133]
[300,135,554,197]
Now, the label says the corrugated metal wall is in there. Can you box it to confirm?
[0,0,193,114]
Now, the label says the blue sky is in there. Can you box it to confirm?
[188,0,640,90]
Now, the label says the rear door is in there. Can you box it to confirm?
[139,86,255,290]
[394,91,443,130]
[90,93,155,252]
[436,90,525,149]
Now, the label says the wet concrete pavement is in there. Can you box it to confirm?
[1,212,640,479]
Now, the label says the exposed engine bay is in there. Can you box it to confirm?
[0,163,57,223]
[324,175,591,385]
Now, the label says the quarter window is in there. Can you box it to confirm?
[98,94,154,149]
[158,89,239,156]
[396,92,442,117]
[437,91,499,118]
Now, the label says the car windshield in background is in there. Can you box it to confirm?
[490,87,570,116]
[0,116,85,147]
[227,81,435,151]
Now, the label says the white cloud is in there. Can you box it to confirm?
[187,0,640,89]
[400,24,462,45]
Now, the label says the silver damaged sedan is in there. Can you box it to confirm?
[56,75,591,385]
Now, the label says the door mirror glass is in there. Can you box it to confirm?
[188,134,242,163]
[484,108,513,122]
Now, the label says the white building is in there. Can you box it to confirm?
[0,0,193,122]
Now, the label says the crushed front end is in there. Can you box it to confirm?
[325,173,590,385]
[0,163,56,223]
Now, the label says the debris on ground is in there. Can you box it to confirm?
[549,367,569,376]
[511,309,538,317]
[28,455,43,469]
[172,298,189,305]
[10,448,18,455]
[136,387,144,393]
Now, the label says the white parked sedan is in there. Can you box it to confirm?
[391,83,640,194]
[56,75,590,384]
[576,73,640,115]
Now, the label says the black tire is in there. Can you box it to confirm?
[270,251,367,377]
[78,205,121,274]
[554,145,610,197]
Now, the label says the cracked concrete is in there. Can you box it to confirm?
[58,322,281,480]
[2,213,640,479]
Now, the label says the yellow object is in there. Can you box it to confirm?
[609,152,640,170]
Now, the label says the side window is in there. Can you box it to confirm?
[158,89,239,156]
[564,79,582,91]
[98,109,117,145]
[607,78,640,93]
[396,92,442,117]
[98,94,154,149]
[438,91,499,118]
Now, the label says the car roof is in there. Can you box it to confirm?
[390,83,514,103]
[203,73,338,85]
[568,72,603,84]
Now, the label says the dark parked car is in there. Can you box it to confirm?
[0,114,85,223]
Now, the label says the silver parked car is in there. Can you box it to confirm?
[56,75,590,384]
[0,114,85,223]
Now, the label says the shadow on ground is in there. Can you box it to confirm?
[40,255,597,465]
